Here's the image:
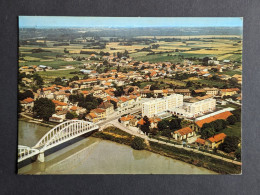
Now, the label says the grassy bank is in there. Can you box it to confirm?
[149,141,241,174]
[93,127,241,174]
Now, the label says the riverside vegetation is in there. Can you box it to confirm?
[93,127,241,174]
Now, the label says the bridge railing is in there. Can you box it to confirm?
[18,120,99,162]
[18,145,39,162]
[33,120,82,148]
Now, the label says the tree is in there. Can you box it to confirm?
[219,136,240,153]
[235,148,241,160]
[54,77,63,85]
[161,129,172,138]
[66,112,75,119]
[186,81,192,88]
[131,137,145,150]
[19,90,34,100]
[83,75,89,79]
[201,127,215,139]
[71,76,79,81]
[227,115,237,125]
[33,98,55,121]
[110,100,118,110]
[140,116,150,134]
[231,109,241,122]
[103,60,109,66]
[157,120,169,131]
[33,74,44,87]
[128,87,134,94]
[169,118,182,130]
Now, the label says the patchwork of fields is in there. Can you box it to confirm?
[19,35,242,69]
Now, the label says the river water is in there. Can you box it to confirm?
[18,120,216,174]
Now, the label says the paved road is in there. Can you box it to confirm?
[97,107,142,126]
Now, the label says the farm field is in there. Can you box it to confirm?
[19,35,242,68]
[191,79,227,88]
[37,68,82,80]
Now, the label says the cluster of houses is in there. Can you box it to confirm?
[118,106,233,149]
[19,55,241,151]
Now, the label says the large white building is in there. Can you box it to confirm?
[183,98,216,118]
[142,94,183,117]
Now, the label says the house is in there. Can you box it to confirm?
[195,138,206,147]
[20,97,34,112]
[69,106,86,115]
[232,74,242,84]
[120,115,135,127]
[174,89,191,96]
[203,87,219,96]
[191,111,233,132]
[49,116,63,123]
[88,108,106,122]
[172,127,195,141]
[52,99,68,111]
[98,101,114,115]
[205,133,227,149]
[22,78,33,86]
[149,117,161,129]
[51,111,67,122]
[85,112,99,123]
[220,88,240,98]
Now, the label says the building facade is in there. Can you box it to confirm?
[183,98,216,118]
[142,94,183,117]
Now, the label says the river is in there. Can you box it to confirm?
[18,120,216,174]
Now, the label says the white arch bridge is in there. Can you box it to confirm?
[18,120,99,163]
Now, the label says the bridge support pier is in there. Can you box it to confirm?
[37,152,45,163]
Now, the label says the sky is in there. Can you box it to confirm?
[19,16,243,28]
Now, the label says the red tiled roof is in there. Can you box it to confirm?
[91,108,105,113]
[121,115,135,121]
[207,133,226,143]
[22,97,34,103]
[195,138,206,145]
[137,118,145,125]
[70,106,78,111]
[119,97,128,102]
[174,127,193,136]
[88,113,97,119]
[52,100,67,106]
[81,90,89,95]
[220,88,239,92]
[196,111,233,128]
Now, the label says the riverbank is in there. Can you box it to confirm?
[19,113,56,128]
[93,127,241,174]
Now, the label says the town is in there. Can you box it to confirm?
[18,26,242,174]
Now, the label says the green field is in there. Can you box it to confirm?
[19,60,83,69]
[221,70,242,76]
[139,81,155,89]
[219,122,241,137]
[191,79,226,88]
[38,68,82,80]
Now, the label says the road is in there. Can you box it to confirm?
[97,107,142,126]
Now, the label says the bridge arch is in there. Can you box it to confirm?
[18,120,99,163]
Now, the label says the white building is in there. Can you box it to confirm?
[183,98,216,118]
[142,94,183,117]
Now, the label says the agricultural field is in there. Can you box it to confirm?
[221,70,242,76]
[157,78,186,86]
[19,35,242,70]
[37,68,82,81]
[190,79,227,88]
